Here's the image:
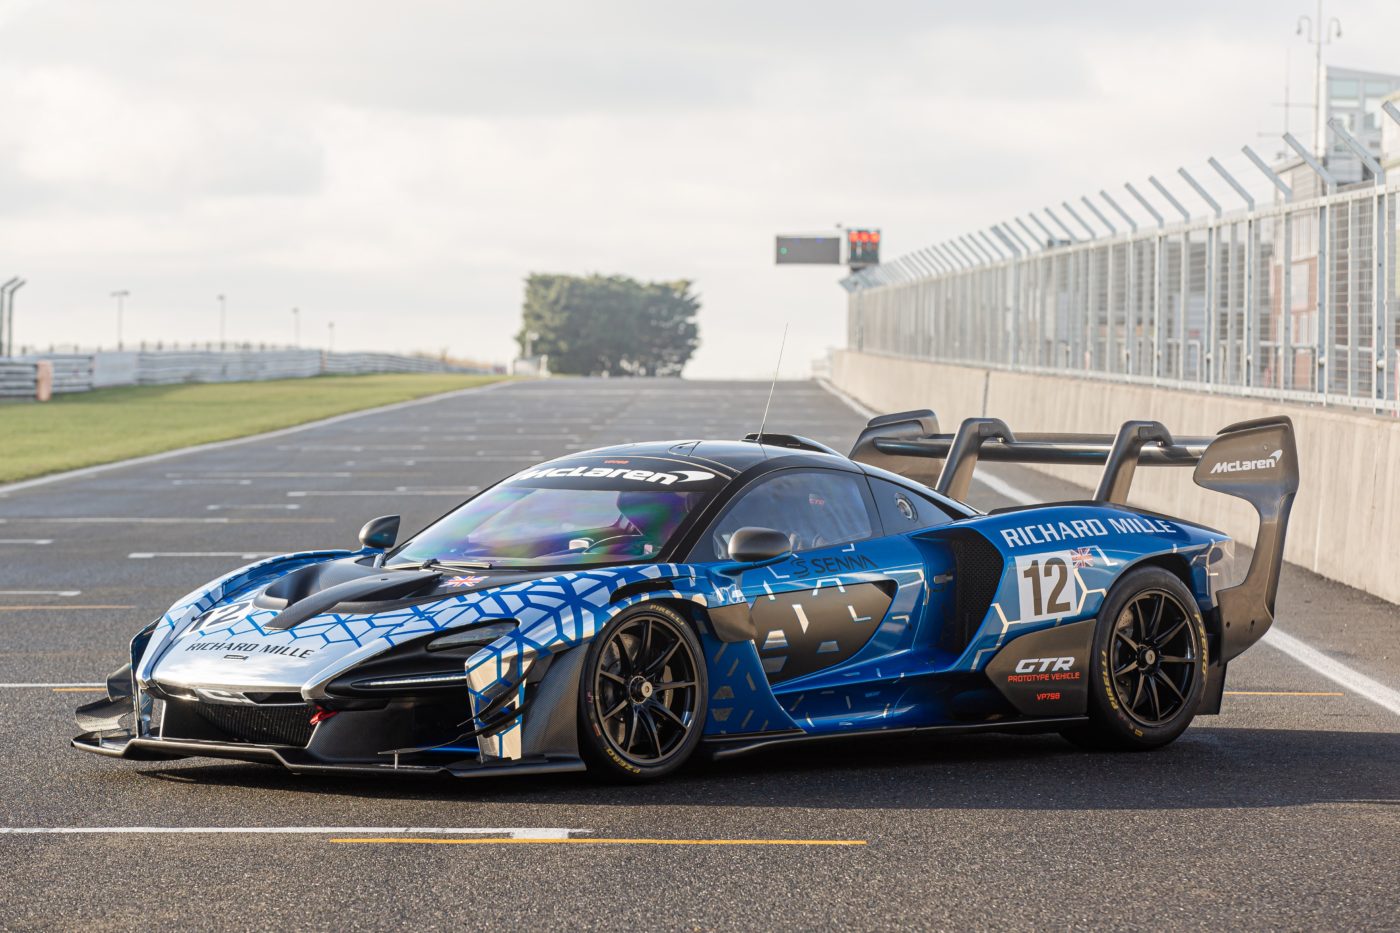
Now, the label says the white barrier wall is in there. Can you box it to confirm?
[0,350,483,398]
[831,349,1400,605]
[91,352,139,388]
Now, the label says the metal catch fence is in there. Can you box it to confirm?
[844,152,1400,413]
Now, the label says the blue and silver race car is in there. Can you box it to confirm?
[74,410,1298,782]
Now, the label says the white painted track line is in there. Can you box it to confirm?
[276,444,427,452]
[0,683,104,688]
[4,517,330,525]
[1262,628,1400,717]
[169,479,252,486]
[0,539,53,545]
[128,552,279,560]
[0,590,80,597]
[0,379,511,497]
[815,378,1400,719]
[168,472,354,479]
[206,504,302,511]
[816,377,1035,504]
[286,489,477,497]
[816,377,877,421]
[0,826,581,839]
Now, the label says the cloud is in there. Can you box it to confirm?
[0,0,1397,375]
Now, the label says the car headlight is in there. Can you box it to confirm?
[354,670,473,689]
[425,621,519,652]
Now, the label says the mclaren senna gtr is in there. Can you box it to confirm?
[74,411,1298,782]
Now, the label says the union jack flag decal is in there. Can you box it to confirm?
[1070,547,1095,569]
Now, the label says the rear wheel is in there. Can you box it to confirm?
[578,604,707,782]
[1063,566,1206,751]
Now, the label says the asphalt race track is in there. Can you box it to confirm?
[1,378,1397,931]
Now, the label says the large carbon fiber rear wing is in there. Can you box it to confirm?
[850,410,1299,660]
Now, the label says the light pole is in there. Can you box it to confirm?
[1297,2,1342,158]
[216,293,226,349]
[2,278,26,357]
[328,320,335,353]
[110,290,130,350]
[0,277,18,357]
[292,307,300,348]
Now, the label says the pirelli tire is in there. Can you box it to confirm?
[1063,565,1208,751]
[578,603,708,782]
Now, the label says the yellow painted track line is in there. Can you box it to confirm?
[330,837,866,847]
[0,605,135,611]
[1225,690,1344,697]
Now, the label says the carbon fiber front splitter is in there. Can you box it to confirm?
[71,732,586,779]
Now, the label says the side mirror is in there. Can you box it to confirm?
[727,526,792,564]
[358,515,400,550]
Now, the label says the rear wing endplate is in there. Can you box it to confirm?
[851,410,1298,660]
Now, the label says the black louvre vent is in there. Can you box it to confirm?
[189,701,315,747]
[939,529,1005,656]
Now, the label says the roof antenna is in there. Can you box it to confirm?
[756,323,789,449]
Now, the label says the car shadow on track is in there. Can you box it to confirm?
[133,725,1400,812]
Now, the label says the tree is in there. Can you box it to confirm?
[516,273,700,377]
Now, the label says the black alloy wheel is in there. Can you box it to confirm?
[1064,565,1207,751]
[578,604,707,781]
[1108,589,1199,726]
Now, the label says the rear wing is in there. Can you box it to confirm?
[850,410,1299,660]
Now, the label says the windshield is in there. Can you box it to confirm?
[387,459,720,569]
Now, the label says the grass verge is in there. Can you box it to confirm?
[0,373,506,484]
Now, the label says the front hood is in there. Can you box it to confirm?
[144,559,690,694]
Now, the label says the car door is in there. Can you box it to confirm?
[694,468,897,690]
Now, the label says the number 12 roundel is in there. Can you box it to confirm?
[1014,552,1081,623]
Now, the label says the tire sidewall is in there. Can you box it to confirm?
[578,603,708,781]
[1087,565,1208,748]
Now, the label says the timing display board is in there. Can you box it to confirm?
[775,235,842,265]
[847,229,880,267]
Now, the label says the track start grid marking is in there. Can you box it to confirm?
[0,590,81,597]
[330,837,869,847]
[127,552,281,560]
[0,828,864,847]
[0,606,135,612]
[0,827,579,840]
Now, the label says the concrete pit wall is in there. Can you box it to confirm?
[831,349,1400,605]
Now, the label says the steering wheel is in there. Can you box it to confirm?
[582,533,648,555]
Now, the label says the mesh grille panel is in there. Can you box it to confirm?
[941,529,1005,656]
[189,701,315,747]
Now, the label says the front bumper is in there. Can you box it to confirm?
[74,644,590,780]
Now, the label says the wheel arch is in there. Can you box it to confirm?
[605,592,716,642]
[1121,552,1215,637]
[1125,552,1194,592]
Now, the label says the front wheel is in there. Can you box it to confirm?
[578,604,707,782]
[1063,566,1207,751]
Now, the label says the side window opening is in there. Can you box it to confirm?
[698,470,876,561]
[868,476,957,532]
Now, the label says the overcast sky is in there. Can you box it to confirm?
[1,0,1396,377]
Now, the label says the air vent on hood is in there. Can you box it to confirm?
[264,570,443,630]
